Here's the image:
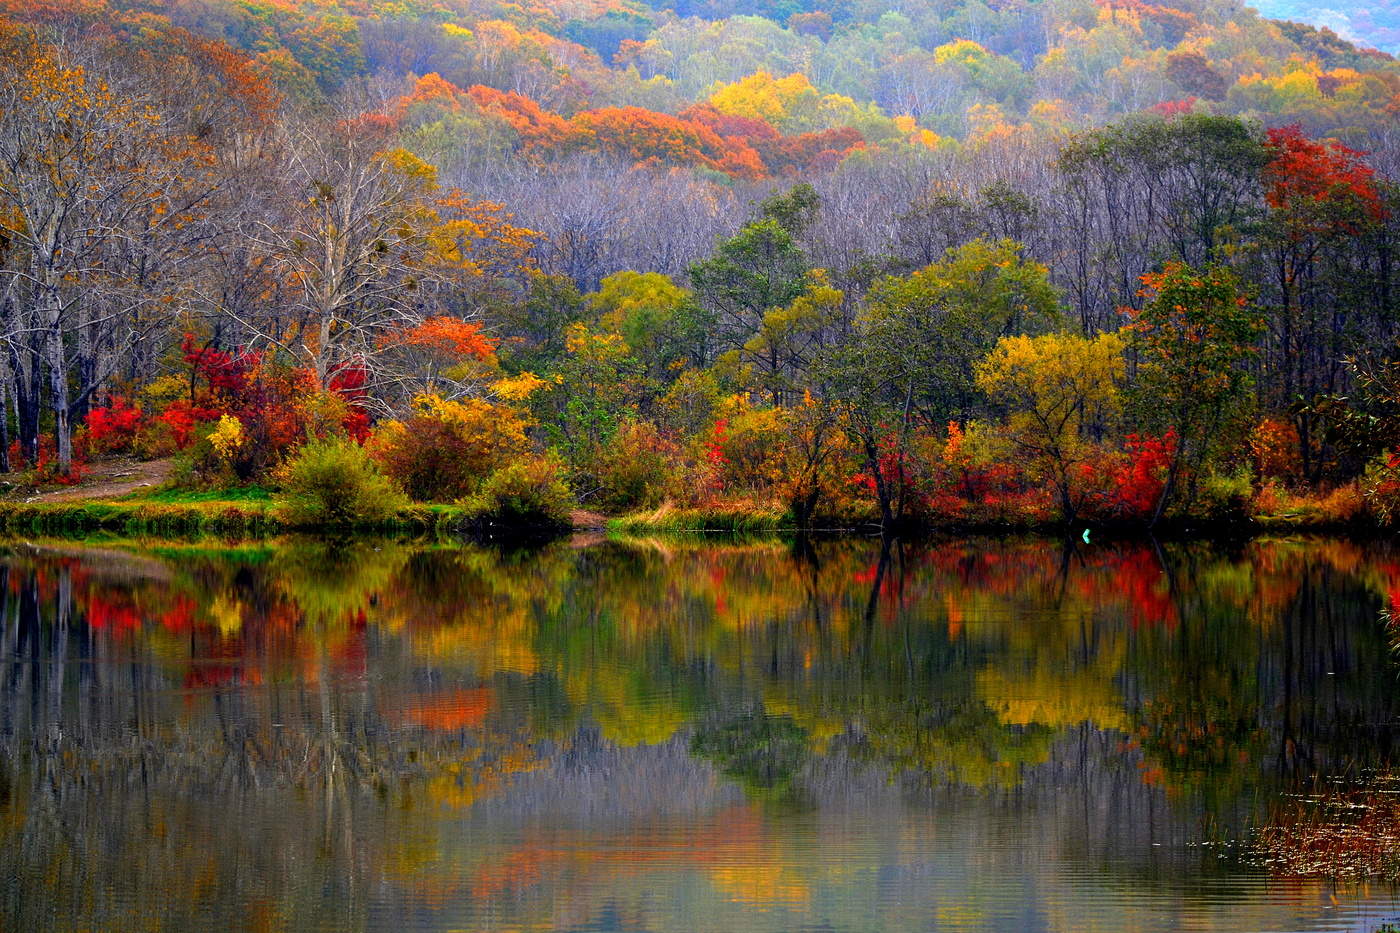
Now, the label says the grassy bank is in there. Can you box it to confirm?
[0,492,1387,542]
[608,502,792,533]
[0,497,532,538]
[609,503,1390,538]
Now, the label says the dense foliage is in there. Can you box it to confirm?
[0,1,1397,529]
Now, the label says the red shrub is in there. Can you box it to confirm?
[85,396,145,455]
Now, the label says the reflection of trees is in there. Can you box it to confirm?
[1,534,1400,928]
[692,711,811,806]
[0,543,541,931]
[1124,540,1400,808]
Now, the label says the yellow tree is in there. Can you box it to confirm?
[975,330,1126,522]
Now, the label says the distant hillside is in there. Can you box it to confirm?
[1,0,1393,159]
[1252,0,1400,53]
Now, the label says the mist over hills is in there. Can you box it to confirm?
[1250,0,1399,54]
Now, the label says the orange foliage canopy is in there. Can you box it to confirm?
[392,316,498,360]
[679,103,781,142]
[398,71,465,116]
[394,81,866,179]
[567,105,764,178]
[754,127,865,176]
[468,84,572,148]
[1096,0,1198,41]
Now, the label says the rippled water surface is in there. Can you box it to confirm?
[3,534,1400,932]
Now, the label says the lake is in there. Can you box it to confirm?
[2,534,1400,932]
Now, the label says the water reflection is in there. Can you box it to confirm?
[1,535,1400,931]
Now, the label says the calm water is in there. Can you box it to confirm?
[2,534,1400,932]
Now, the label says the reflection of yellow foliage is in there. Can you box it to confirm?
[565,661,688,746]
[763,694,843,750]
[935,903,989,928]
[977,665,1128,732]
[414,620,537,675]
[207,593,244,637]
[588,698,687,747]
[709,864,810,908]
[425,748,541,810]
[275,541,408,630]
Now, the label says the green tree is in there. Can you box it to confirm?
[860,238,1062,427]
[535,323,643,494]
[1127,262,1263,521]
[500,272,588,371]
[757,181,820,239]
[689,218,811,371]
[588,270,711,381]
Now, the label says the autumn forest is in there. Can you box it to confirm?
[0,0,1398,532]
[10,3,1400,930]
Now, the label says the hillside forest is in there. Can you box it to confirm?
[1,0,1399,530]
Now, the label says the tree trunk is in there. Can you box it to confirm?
[44,324,71,472]
[10,343,38,466]
[864,433,894,531]
[0,377,10,473]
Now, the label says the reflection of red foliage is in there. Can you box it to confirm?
[1074,546,1178,629]
[160,595,198,634]
[398,688,494,731]
[183,664,262,689]
[85,592,142,632]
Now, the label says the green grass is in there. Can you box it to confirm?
[0,500,275,536]
[0,497,570,540]
[119,484,274,504]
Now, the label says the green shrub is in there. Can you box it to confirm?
[459,455,573,527]
[273,438,408,528]
[1196,464,1253,522]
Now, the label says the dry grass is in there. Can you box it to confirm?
[1253,772,1400,880]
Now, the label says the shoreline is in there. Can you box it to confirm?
[0,497,1387,542]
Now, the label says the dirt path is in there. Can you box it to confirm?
[570,509,608,530]
[7,458,175,503]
